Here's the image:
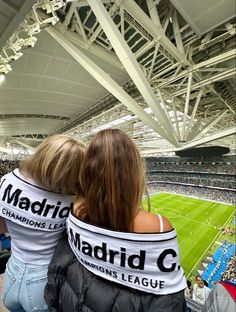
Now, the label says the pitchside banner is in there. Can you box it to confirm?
[67,213,187,295]
[0,169,74,231]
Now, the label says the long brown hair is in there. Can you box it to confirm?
[20,135,85,194]
[75,129,145,232]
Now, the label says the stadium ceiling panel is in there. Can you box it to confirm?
[170,0,236,36]
[0,0,235,158]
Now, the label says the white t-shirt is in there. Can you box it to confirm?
[0,169,74,265]
[193,284,211,304]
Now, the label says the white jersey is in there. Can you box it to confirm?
[67,212,187,295]
[0,169,74,265]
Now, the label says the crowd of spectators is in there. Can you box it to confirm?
[221,256,236,282]
[145,156,235,174]
[147,183,235,204]
[145,156,235,204]
[146,173,235,189]
[147,172,235,182]
[0,160,19,178]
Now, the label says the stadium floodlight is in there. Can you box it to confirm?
[2,46,23,61]
[50,16,59,25]
[10,51,23,60]
[27,23,41,35]
[0,0,64,78]
[0,64,12,74]
[22,36,38,48]
[10,39,22,52]
[32,1,61,26]
[0,74,5,83]
[41,0,65,13]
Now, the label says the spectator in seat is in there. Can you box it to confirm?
[193,275,211,305]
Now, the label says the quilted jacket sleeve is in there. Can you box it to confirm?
[44,232,75,311]
[44,232,187,312]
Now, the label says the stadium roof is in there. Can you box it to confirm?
[0,0,235,159]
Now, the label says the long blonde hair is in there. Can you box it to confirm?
[20,135,85,194]
[75,129,145,231]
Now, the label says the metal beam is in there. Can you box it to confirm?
[135,40,157,60]
[37,10,125,71]
[13,139,35,151]
[172,9,185,54]
[122,0,187,64]
[73,5,88,41]
[180,72,192,140]
[146,0,162,28]
[159,48,236,88]
[188,110,229,141]
[87,0,178,143]
[60,26,123,70]
[171,68,236,97]
[172,100,181,140]
[211,89,236,114]
[47,26,178,146]
[157,90,178,141]
[185,88,204,139]
[178,127,236,150]
[151,61,181,80]
[0,114,69,121]
[148,43,160,78]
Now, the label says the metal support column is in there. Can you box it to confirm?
[181,72,192,141]
[87,0,178,143]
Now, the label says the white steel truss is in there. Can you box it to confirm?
[0,0,235,155]
[55,0,235,152]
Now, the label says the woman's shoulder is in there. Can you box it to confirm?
[133,210,173,233]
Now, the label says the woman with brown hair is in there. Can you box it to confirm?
[0,135,85,312]
[45,129,187,312]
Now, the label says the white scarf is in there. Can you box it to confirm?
[0,169,74,231]
[67,212,187,295]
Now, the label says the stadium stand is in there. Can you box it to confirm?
[0,160,19,177]
[145,156,236,204]
[221,256,236,282]
[202,242,236,288]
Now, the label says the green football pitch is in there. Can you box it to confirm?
[143,193,235,278]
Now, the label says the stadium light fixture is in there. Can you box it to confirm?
[0,74,5,84]
[41,0,65,13]
[22,36,38,48]
[0,0,65,77]
[0,64,12,74]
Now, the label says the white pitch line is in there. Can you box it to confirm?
[186,209,235,279]
[152,207,220,229]
[148,193,235,278]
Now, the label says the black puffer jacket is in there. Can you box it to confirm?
[45,234,187,312]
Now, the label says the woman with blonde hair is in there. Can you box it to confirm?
[0,135,85,312]
[45,129,187,312]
